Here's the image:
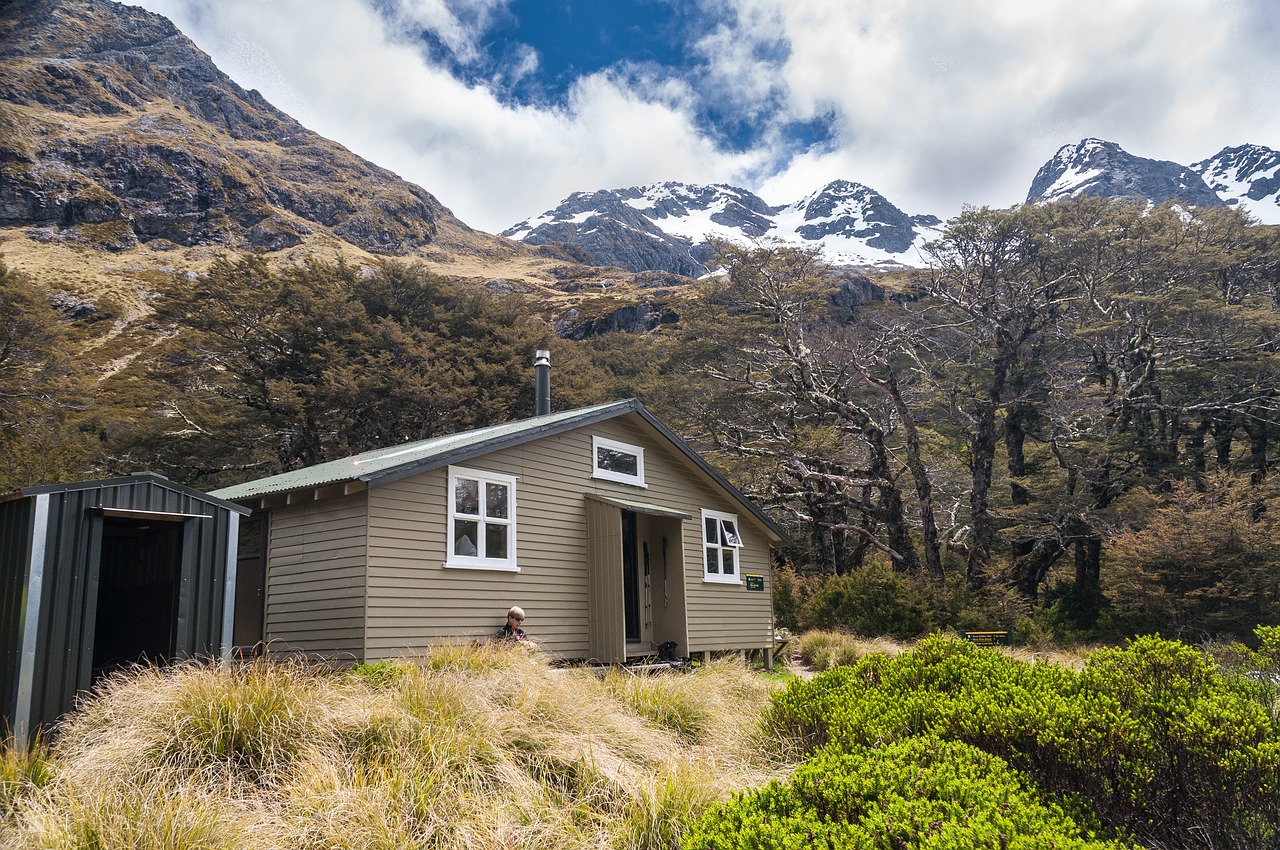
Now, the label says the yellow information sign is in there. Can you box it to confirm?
[963,630,1012,647]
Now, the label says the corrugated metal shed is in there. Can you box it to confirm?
[0,472,249,744]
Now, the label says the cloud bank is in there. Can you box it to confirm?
[129,0,1280,232]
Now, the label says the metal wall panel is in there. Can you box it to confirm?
[0,498,34,725]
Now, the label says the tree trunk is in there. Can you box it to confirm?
[1186,418,1210,476]
[1010,536,1066,602]
[1073,537,1101,601]
[1213,416,1236,468]
[868,428,921,573]
[884,371,944,581]
[967,398,999,590]
[1243,418,1270,484]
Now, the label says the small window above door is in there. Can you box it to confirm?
[591,435,646,487]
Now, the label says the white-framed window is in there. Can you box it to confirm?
[702,509,743,583]
[591,435,646,487]
[445,466,518,571]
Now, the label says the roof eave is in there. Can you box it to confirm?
[630,406,792,546]
[11,472,252,515]
[359,399,644,489]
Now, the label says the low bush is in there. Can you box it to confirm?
[685,735,1129,850]
[774,564,1051,646]
[792,630,908,672]
[755,634,1280,850]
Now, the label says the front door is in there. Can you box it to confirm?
[586,498,690,663]
[622,511,640,642]
[232,515,266,652]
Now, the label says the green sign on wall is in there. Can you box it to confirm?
[745,575,765,591]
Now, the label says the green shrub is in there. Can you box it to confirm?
[348,659,410,687]
[684,735,1131,850]
[800,566,931,638]
[758,634,1280,850]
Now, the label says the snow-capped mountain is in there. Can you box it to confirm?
[503,181,942,276]
[1026,138,1224,208]
[1191,144,1280,225]
[508,140,1279,279]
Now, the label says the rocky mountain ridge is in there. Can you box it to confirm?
[1025,138,1280,225]
[503,179,941,276]
[0,0,532,262]
[1025,138,1224,210]
[506,139,1279,276]
[2,0,1276,301]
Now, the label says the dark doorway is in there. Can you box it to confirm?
[622,511,640,642]
[232,516,266,651]
[91,517,183,679]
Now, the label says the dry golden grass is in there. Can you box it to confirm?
[792,630,1095,673]
[1,646,790,850]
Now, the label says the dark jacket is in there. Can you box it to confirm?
[495,623,527,641]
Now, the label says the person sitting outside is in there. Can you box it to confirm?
[494,606,535,647]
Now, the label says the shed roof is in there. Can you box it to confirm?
[3,471,251,515]
[211,399,788,543]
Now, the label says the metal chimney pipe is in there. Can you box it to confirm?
[535,349,551,416]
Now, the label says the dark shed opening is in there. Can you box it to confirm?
[91,515,185,678]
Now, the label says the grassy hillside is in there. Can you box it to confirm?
[0,645,788,850]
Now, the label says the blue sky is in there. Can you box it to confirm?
[128,0,1280,233]
[426,1,833,156]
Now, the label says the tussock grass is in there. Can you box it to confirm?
[0,738,54,826]
[793,629,906,671]
[793,629,1095,673]
[1,647,787,850]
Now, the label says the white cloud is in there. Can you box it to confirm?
[749,0,1280,216]
[129,0,755,229]
[387,0,509,64]
[125,0,1280,231]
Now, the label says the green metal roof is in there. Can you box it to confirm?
[210,400,637,501]
[210,398,789,543]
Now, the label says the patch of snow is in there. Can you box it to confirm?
[1043,166,1104,199]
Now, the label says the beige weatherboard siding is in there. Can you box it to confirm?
[263,492,367,657]
[211,399,787,665]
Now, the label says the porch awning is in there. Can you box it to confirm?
[584,495,692,520]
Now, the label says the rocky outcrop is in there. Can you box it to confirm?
[826,271,886,313]
[784,180,940,255]
[0,0,453,254]
[504,189,710,277]
[555,301,679,340]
